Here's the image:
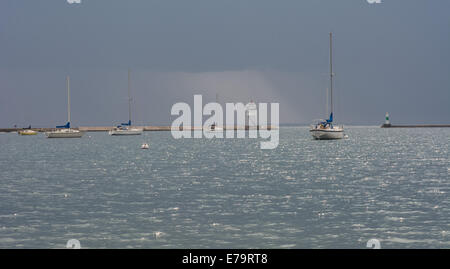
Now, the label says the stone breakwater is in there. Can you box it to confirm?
[0,126,276,133]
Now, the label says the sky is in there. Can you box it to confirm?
[1,0,450,127]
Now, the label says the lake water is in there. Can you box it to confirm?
[0,127,448,248]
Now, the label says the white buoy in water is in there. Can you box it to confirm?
[141,143,149,149]
[154,231,163,239]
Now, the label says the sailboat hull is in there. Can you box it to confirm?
[18,130,38,135]
[109,128,143,135]
[310,128,344,140]
[46,130,84,138]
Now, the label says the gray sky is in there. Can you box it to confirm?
[1,0,449,127]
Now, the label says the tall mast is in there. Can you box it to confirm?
[128,69,132,125]
[67,76,71,125]
[329,32,333,119]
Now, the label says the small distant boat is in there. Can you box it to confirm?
[141,143,149,149]
[207,122,217,131]
[46,128,84,138]
[18,129,38,135]
[109,69,143,136]
[310,33,344,140]
[46,76,84,138]
[109,124,143,135]
[207,122,223,132]
[206,93,223,132]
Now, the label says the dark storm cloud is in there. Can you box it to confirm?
[1,0,449,127]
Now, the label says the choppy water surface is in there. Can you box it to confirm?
[0,127,449,248]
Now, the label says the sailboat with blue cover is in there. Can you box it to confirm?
[310,33,344,140]
[109,69,143,135]
[45,76,84,138]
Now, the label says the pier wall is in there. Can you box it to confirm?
[0,126,276,133]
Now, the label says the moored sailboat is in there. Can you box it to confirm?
[109,69,143,135]
[45,76,84,138]
[310,33,344,140]
[207,93,223,132]
[18,129,38,135]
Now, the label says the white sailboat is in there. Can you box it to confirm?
[207,93,223,132]
[310,32,344,140]
[109,69,143,135]
[18,127,37,135]
[46,76,84,138]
